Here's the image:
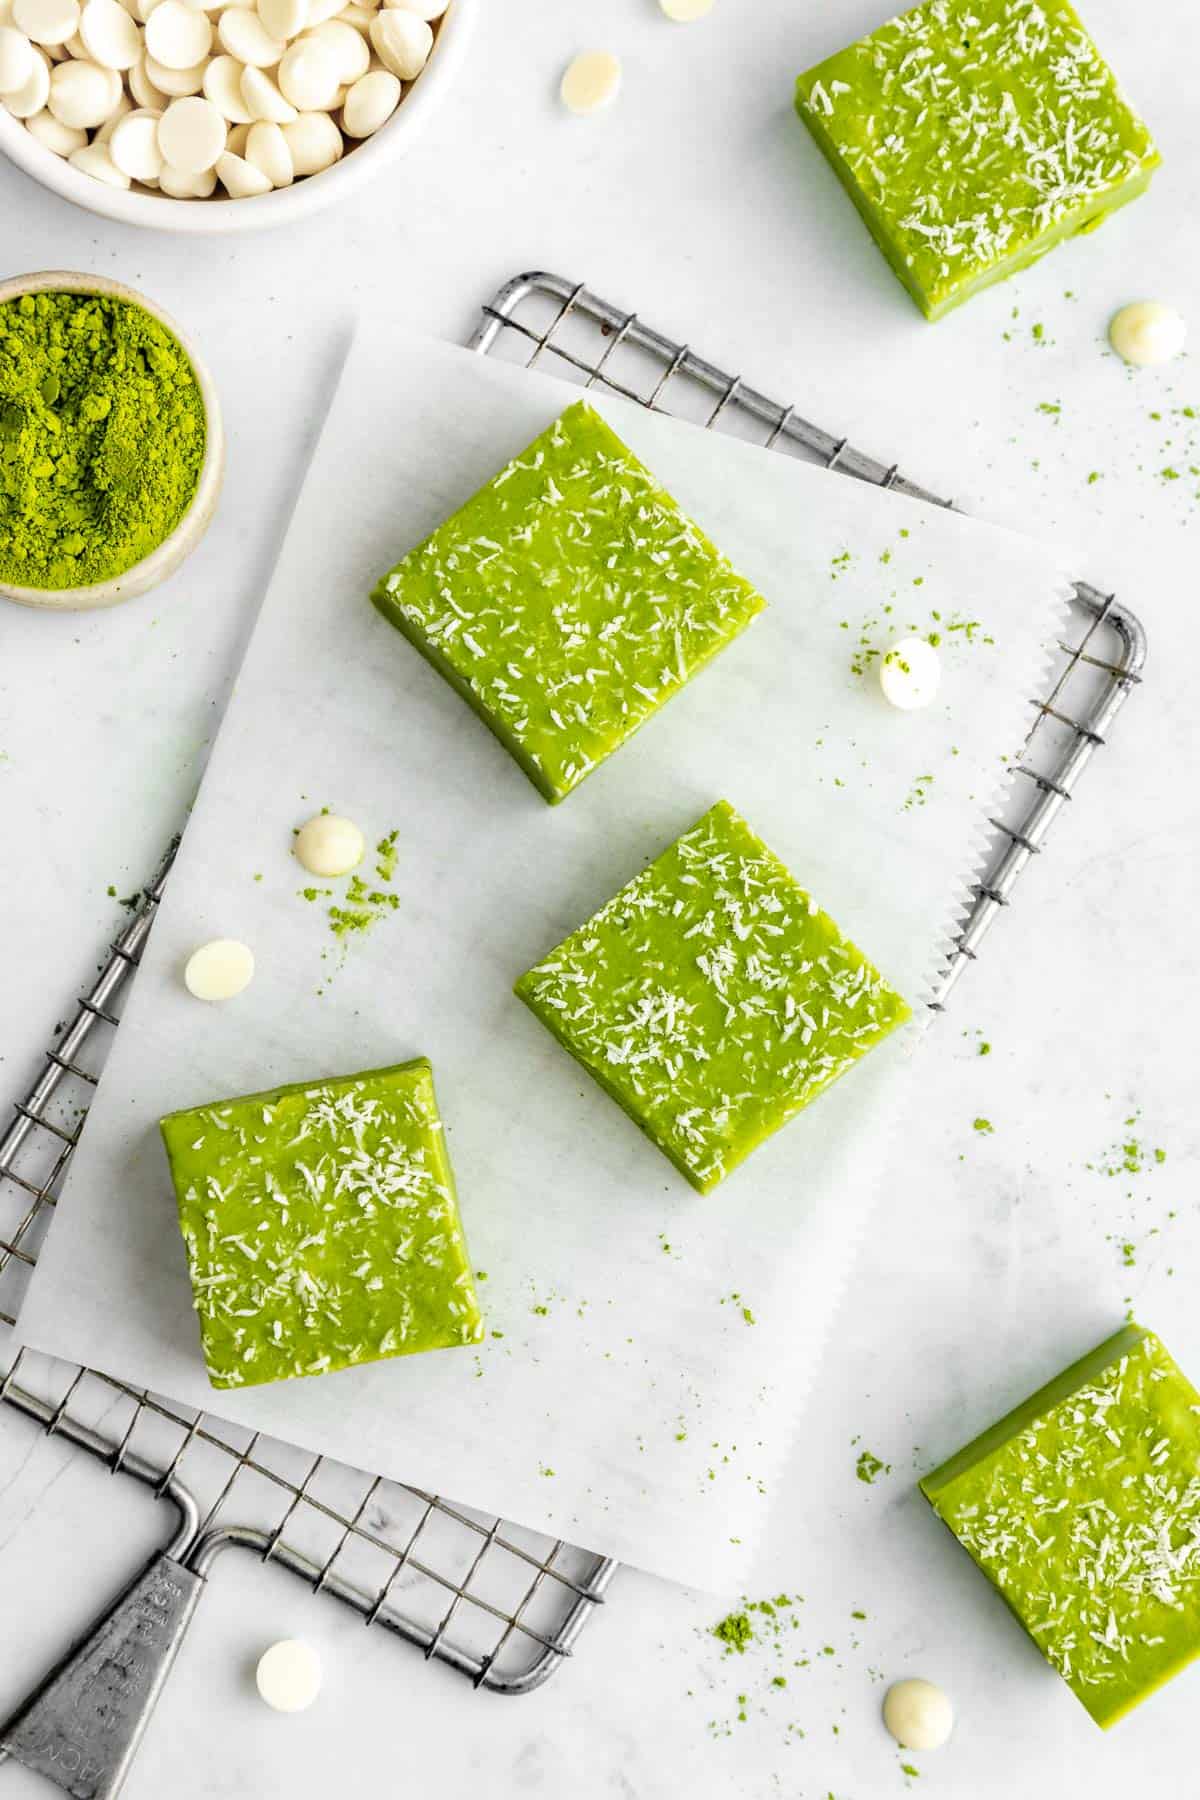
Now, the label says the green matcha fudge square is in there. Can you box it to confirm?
[159,1059,483,1390]
[514,800,911,1193]
[795,0,1160,321]
[922,1324,1200,1727]
[371,400,766,805]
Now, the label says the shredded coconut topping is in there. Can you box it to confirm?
[163,1063,484,1388]
[932,1333,1200,1710]
[517,801,909,1191]
[373,401,766,803]
[796,0,1158,313]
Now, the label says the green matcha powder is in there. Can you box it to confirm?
[0,291,205,591]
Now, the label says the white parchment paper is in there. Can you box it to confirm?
[16,333,1071,1592]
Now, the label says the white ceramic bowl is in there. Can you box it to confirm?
[0,0,475,234]
[0,271,224,610]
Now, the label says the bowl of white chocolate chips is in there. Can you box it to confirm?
[0,0,472,228]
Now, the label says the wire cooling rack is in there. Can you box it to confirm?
[0,269,1146,1797]
[471,272,1147,1009]
[0,845,614,1716]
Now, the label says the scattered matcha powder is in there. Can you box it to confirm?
[855,1448,890,1485]
[972,1117,994,1134]
[375,829,399,881]
[903,773,934,812]
[295,818,401,947]
[1090,1110,1172,1278]
[713,1611,755,1655]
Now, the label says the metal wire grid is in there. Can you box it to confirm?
[0,839,615,1699]
[470,271,1148,1010]
[0,267,1146,1722]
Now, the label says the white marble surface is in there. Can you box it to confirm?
[1,0,1199,1794]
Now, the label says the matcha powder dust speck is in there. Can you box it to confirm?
[0,291,206,592]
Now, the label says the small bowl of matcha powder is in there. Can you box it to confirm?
[0,271,223,610]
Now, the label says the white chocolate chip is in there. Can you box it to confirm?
[91,77,129,130]
[158,152,212,189]
[156,89,223,165]
[381,0,443,14]
[339,62,392,134]
[244,112,288,179]
[255,0,300,36]
[48,54,120,123]
[0,23,34,90]
[366,2,423,76]
[127,46,163,97]
[143,44,202,86]
[68,136,128,180]
[144,0,208,64]
[301,0,342,27]
[559,49,619,115]
[239,58,290,116]
[1,37,47,107]
[25,100,84,145]
[275,30,333,105]
[78,0,139,66]
[215,143,267,191]
[293,813,364,877]
[202,47,252,114]
[879,635,941,710]
[222,114,245,147]
[216,3,280,63]
[108,102,162,173]
[125,43,158,95]
[659,0,713,17]
[13,0,79,48]
[882,1680,953,1752]
[304,16,362,81]
[336,2,373,32]
[255,1641,322,1713]
[279,101,337,170]
[1109,300,1186,368]
[183,938,255,1001]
